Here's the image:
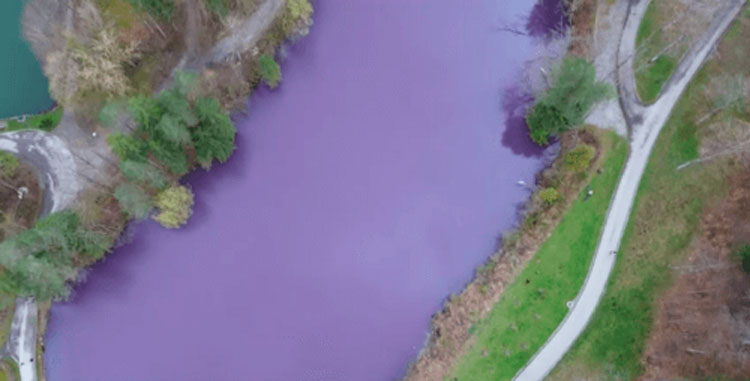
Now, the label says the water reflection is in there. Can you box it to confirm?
[526,0,569,41]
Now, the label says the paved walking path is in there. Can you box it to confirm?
[514,1,746,380]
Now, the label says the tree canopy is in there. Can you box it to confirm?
[153,185,194,228]
[114,183,153,219]
[526,58,613,145]
[258,54,282,89]
[107,74,237,179]
[0,211,111,300]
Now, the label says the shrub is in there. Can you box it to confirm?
[527,102,568,145]
[0,151,20,178]
[282,0,313,33]
[564,144,596,173]
[153,185,194,228]
[205,0,228,16]
[526,58,613,145]
[258,54,282,89]
[735,244,750,274]
[192,97,236,168]
[538,187,560,205]
[127,0,175,20]
[114,183,153,219]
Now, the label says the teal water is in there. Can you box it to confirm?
[0,1,54,118]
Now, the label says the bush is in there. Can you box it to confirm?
[6,108,64,132]
[564,144,596,173]
[526,58,613,145]
[114,183,153,219]
[153,185,194,228]
[735,245,750,274]
[205,0,228,16]
[282,0,313,33]
[258,54,282,89]
[127,0,175,20]
[0,151,20,178]
[538,187,560,205]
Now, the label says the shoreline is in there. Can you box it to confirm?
[2,1,314,380]
[405,1,604,378]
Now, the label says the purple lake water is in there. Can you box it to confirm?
[44,1,559,379]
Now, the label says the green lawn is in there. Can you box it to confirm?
[4,107,63,133]
[634,1,682,103]
[550,64,736,380]
[450,131,628,380]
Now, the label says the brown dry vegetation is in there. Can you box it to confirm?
[641,167,750,379]
[406,128,614,380]
[565,0,597,58]
[0,162,43,242]
[550,7,750,378]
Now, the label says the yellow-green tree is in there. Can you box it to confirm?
[153,185,194,228]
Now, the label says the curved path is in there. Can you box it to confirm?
[0,107,108,381]
[0,126,81,381]
[2,1,287,379]
[514,0,746,380]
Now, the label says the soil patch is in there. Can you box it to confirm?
[566,0,596,58]
[0,161,42,241]
[641,167,750,379]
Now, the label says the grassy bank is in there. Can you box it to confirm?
[450,131,627,380]
[0,358,19,381]
[3,108,63,133]
[550,13,750,375]
[634,1,682,103]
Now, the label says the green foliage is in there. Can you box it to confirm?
[526,58,613,145]
[0,152,19,178]
[108,77,237,177]
[526,102,568,146]
[552,69,727,379]
[287,0,313,20]
[564,144,596,173]
[636,55,677,103]
[6,108,64,132]
[114,183,153,219]
[153,185,194,228]
[282,0,313,34]
[0,211,111,300]
[451,132,628,380]
[192,97,236,167]
[127,0,175,20]
[205,0,228,16]
[107,132,148,162]
[538,187,560,205]
[734,245,750,274]
[258,54,282,89]
[128,95,162,129]
[633,1,683,103]
[99,100,128,127]
[120,160,167,189]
